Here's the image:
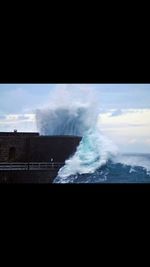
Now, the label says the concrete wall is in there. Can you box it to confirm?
[0,136,27,162]
[0,133,81,163]
[0,170,57,183]
[0,133,81,183]
[29,136,81,162]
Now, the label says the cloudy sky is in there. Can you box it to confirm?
[0,84,150,153]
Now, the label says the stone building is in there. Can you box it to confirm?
[0,131,81,183]
[0,131,81,163]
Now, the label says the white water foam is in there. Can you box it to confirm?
[54,123,118,183]
[36,85,99,136]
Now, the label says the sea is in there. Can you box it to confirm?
[37,104,150,184]
[54,153,150,183]
[33,85,150,184]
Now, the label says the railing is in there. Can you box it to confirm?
[0,162,64,171]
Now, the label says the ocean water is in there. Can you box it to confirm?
[54,154,150,183]
[52,124,150,183]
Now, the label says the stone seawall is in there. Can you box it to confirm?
[0,134,81,162]
[0,170,58,183]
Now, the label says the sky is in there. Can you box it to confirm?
[0,84,150,153]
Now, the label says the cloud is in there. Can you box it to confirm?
[0,115,6,119]
[0,114,35,122]
[0,113,36,132]
[100,109,150,126]
[109,109,123,117]
[99,108,150,153]
[128,138,137,144]
[144,139,150,144]
[128,123,147,127]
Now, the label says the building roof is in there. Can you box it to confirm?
[0,132,39,136]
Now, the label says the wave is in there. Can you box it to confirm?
[112,154,150,176]
[54,125,118,183]
[54,158,150,184]
[35,85,150,183]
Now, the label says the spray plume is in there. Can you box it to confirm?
[36,85,99,136]
[35,85,118,182]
